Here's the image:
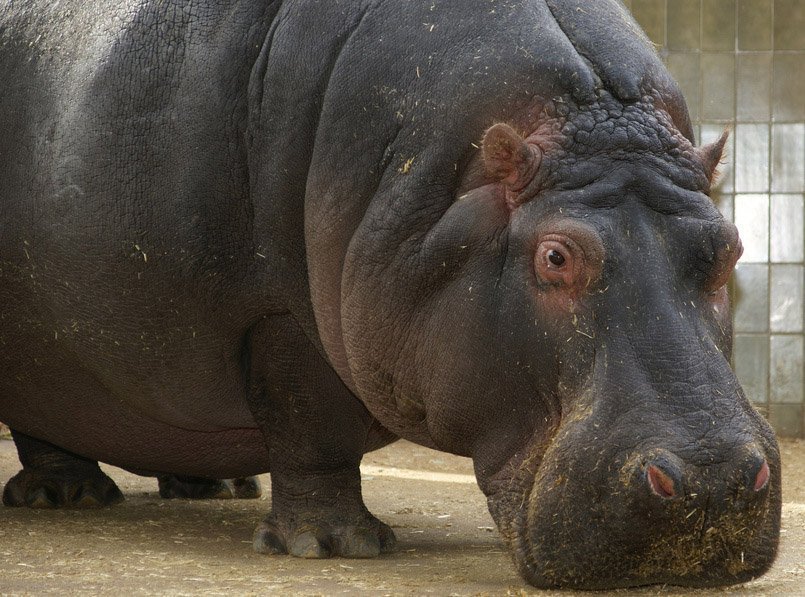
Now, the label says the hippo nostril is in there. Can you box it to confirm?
[647,464,677,499]
[753,460,770,492]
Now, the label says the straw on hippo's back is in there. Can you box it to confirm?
[0,0,780,589]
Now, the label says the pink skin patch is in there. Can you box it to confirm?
[647,464,676,499]
[754,460,770,492]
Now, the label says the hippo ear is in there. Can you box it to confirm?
[697,129,729,185]
[482,123,541,188]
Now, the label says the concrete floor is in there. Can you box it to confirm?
[0,438,803,595]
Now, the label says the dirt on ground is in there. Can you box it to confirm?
[0,437,803,596]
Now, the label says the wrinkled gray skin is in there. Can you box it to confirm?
[0,0,780,589]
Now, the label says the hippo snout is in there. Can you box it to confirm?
[511,439,781,590]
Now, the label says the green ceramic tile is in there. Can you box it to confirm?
[734,334,769,404]
[733,263,769,332]
[667,0,701,50]
[666,53,701,120]
[630,0,666,45]
[701,53,735,119]
[736,53,772,121]
[770,265,804,332]
[774,0,805,50]
[770,335,804,403]
[737,0,772,50]
[768,403,803,436]
[772,53,805,121]
[714,192,735,220]
[702,0,736,50]
[771,125,805,192]
[711,190,735,222]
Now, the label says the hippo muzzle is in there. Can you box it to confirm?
[483,332,781,590]
[511,416,780,589]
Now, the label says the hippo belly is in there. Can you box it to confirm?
[0,355,269,479]
[0,276,268,477]
[2,399,268,479]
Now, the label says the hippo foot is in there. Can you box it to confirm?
[2,468,124,509]
[157,475,262,500]
[253,510,397,558]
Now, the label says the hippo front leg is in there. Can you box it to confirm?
[3,430,123,508]
[248,315,396,559]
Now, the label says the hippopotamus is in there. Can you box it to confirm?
[0,0,781,589]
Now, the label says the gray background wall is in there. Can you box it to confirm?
[622,0,804,436]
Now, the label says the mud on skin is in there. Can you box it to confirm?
[0,0,780,590]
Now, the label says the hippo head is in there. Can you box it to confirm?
[464,98,781,589]
[333,92,780,589]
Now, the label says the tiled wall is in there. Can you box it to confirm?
[622,0,805,437]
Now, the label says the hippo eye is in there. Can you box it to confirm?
[535,239,578,286]
[533,227,604,295]
[547,250,566,267]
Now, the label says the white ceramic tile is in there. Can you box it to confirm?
[770,265,804,332]
[735,194,769,262]
[770,194,804,262]
[735,124,770,192]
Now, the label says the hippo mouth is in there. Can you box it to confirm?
[498,447,782,590]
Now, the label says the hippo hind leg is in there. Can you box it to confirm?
[3,430,123,508]
[157,474,262,499]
